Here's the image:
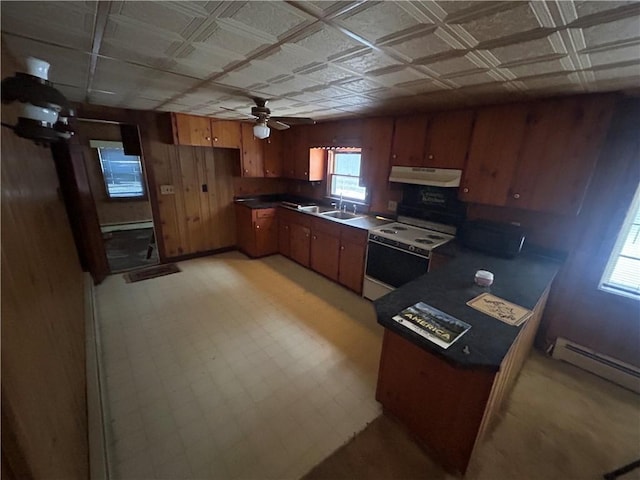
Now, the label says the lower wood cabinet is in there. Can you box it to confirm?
[235,205,278,258]
[290,223,311,267]
[338,233,367,293]
[280,209,367,294]
[310,218,341,281]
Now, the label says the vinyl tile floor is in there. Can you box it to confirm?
[95,252,383,479]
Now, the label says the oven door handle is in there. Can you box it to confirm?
[367,239,431,258]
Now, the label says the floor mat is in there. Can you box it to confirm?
[103,227,158,272]
[123,263,180,283]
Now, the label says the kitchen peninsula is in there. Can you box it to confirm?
[374,244,563,474]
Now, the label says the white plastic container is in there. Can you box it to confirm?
[475,270,494,287]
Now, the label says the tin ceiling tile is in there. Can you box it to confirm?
[334,49,402,74]
[225,1,311,39]
[290,25,363,61]
[458,3,546,44]
[336,2,425,44]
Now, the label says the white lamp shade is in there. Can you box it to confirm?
[25,57,50,80]
[253,122,270,139]
[19,103,59,125]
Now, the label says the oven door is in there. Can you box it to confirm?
[365,240,429,288]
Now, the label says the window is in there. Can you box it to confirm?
[327,148,367,202]
[91,140,146,199]
[599,184,640,300]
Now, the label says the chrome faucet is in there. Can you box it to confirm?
[339,193,344,212]
[353,204,357,215]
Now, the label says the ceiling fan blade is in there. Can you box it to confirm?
[220,106,256,119]
[270,116,316,125]
[267,119,290,130]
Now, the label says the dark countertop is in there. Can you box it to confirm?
[374,243,562,371]
[234,195,394,231]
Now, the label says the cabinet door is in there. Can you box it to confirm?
[240,123,264,177]
[507,96,614,215]
[390,115,428,166]
[278,219,291,257]
[424,110,475,169]
[310,230,340,281]
[172,113,212,147]
[459,104,529,206]
[255,215,278,257]
[263,129,283,177]
[338,240,366,293]
[290,223,311,267]
[210,120,241,149]
[235,204,255,257]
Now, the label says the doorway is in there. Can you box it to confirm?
[77,119,158,273]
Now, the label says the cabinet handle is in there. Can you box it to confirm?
[306,233,309,238]
[463,187,469,193]
[244,169,248,173]
[428,154,434,160]
[304,172,308,176]
[313,235,317,240]
[341,245,345,250]
[205,136,211,141]
[392,154,397,159]
[256,225,260,229]
[513,193,520,199]
[213,137,218,142]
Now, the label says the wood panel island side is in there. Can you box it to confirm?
[374,245,561,474]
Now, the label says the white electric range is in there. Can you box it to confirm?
[362,216,456,301]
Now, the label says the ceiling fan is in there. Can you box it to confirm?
[223,97,315,139]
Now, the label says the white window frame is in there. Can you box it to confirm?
[599,183,640,301]
[90,140,146,200]
[326,148,367,202]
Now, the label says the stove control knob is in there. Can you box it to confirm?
[372,235,378,241]
[408,245,415,252]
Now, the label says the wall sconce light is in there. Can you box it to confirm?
[1,57,75,145]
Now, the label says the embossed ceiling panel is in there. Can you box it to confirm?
[1,1,638,119]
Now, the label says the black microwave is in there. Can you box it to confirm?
[458,220,525,258]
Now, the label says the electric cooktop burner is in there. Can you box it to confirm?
[380,229,397,234]
[427,234,445,240]
[415,238,434,244]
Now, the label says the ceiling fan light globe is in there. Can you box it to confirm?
[253,122,270,139]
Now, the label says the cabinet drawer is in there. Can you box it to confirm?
[340,224,367,245]
[311,217,342,237]
[255,208,276,219]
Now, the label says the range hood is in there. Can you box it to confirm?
[389,166,462,187]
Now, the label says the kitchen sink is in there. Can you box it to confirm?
[321,210,363,220]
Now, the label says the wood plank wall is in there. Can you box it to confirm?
[540,99,640,367]
[1,48,88,479]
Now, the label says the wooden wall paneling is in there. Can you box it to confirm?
[1,125,88,478]
[206,149,237,249]
[178,147,204,253]
[541,98,640,367]
[263,129,284,177]
[169,146,191,256]
[197,148,215,251]
[507,95,615,215]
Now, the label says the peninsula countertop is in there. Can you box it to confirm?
[373,244,563,371]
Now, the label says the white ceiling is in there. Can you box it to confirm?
[2,1,640,120]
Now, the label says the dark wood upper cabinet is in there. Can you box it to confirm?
[424,110,475,169]
[459,104,530,207]
[263,129,284,178]
[210,120,242,149]
[460,95,615,215]
[390,115,429,167]
[507,95,615,215]
[171,113,212,147]
[240,123,265,177]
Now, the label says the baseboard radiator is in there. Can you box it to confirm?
[552,338,640,394]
